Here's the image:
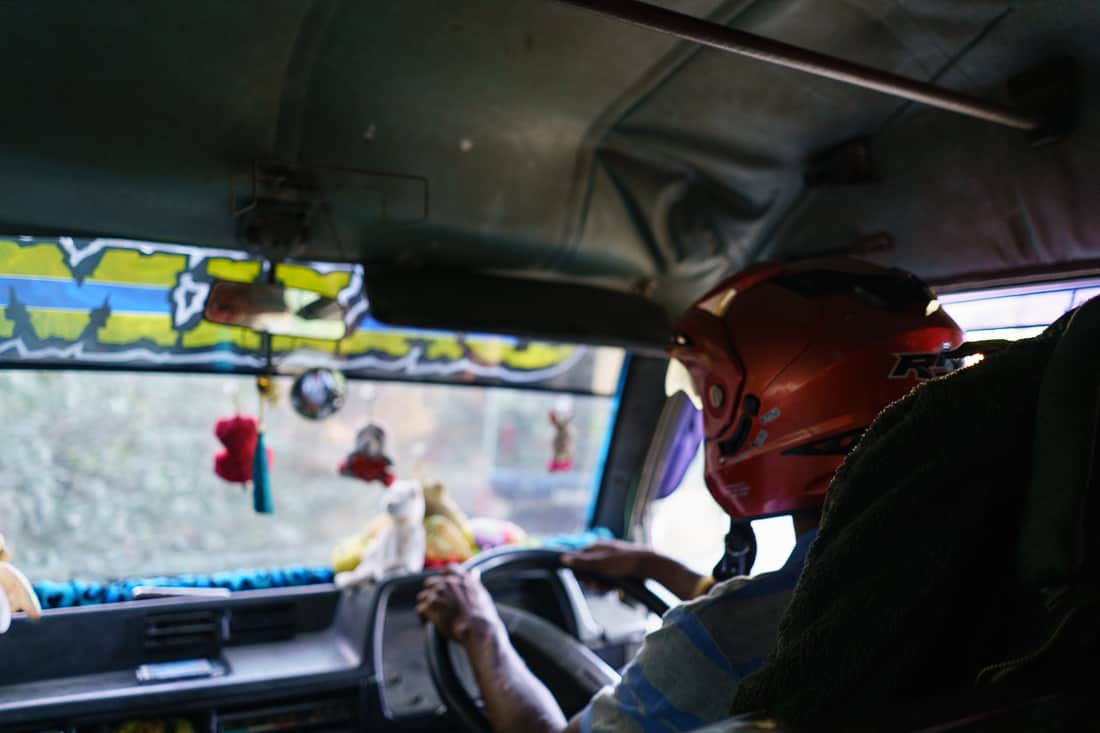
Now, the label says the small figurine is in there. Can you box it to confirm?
[339,423,395,486]
[213,415,272,484]
[422,482,478,566]
[423,481,474,542]
[547,409,575,472]
[331,479,540,577]
[212,413,275,513]
[0,532,42,634]
[469,517,529,552]
[424,514,475,568]
[334,480,426,588]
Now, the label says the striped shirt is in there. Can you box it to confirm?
[581,531,816,733]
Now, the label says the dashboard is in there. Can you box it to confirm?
[0,568,647,733]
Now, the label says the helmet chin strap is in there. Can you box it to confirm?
[713,509,823,581]
[713,520,757,582]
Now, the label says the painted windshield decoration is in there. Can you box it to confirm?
[0,237,623,394]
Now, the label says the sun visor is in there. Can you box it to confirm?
[362,267,671,355]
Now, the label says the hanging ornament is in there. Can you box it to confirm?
[339,423,395,486]
[256,374,280,406]
[547,407,576,473]
[252,428,273,514]
[212,377,276,514]
[213,415,270,483]
[252,375,274,514]
[290,368,347,420]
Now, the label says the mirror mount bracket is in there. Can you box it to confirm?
[234,162,321,261]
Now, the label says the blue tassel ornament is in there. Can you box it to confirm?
[252,429,274,514]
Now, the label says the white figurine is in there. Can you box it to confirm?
[0,533,42,634]
[334,480,426,589]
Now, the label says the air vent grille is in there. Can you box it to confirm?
[143,609,224,658]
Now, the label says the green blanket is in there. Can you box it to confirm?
[731,315,1071,724]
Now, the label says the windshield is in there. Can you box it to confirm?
[1,371,618,583]
[0,235,627,591]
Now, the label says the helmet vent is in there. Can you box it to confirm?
[774,270,933,310]
[782,428,866,456]
[718,415,753,457]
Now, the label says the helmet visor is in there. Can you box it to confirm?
[665,357,703,410]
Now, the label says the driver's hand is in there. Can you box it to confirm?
[566,540,706,601]
[561,540,654,582]
[417,566,503,647]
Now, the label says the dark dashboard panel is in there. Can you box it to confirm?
[0,586,370,731]
[0,568,593,732]
[6,568,1091,733]
[0,587,343,688]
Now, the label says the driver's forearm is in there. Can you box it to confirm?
[641,552,706,600]
[462,620,569,733]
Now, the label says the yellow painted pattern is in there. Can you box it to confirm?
[504,342,576,369]
[466,339,504,366]
[98,313,177,347]
[276,264,351,299]
[27,309,90,340]
[466,340,575,369]
[88,250,185,287]
[340,330,418,357]
[182,321,263,351]
[206,258,261,284]
[0,239,578,378]
[424,337,464,361]
[0,241,70,278]
[335,329,575,371]
[271,335,340,354]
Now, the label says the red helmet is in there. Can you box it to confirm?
[666,257,965,521]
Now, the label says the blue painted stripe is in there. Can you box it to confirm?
[617,661,704,732]
[0,276,170,314]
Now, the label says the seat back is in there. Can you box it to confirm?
[979,295,1100,688]
[1019,295,1100,588]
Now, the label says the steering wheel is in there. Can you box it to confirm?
[425,547,670,733]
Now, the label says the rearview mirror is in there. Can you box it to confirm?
[203,281,349,340]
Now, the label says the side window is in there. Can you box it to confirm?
[645,446,796,578]
[939,279,1100,340]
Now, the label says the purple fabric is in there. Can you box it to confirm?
[656,402,704,499]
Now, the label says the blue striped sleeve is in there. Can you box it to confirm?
[583,573,797,732]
